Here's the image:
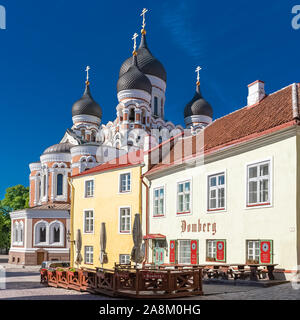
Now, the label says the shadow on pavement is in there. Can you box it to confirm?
[1,294,122,300]
[5,272,39,278]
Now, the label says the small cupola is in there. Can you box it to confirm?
[72,66,102,119]
[184,66,213,129]
[117,33,152,98]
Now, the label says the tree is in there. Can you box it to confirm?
[0,185,29,253]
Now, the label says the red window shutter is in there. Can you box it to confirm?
[190,240,198,264]
[260,240,272,264]
[170,240,176,263]
[216,240,226,262]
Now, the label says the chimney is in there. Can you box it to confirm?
[247,80,265,106]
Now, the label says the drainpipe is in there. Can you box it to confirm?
[141,175,150,263]
[292,83,299,122]
[67,177,75,268]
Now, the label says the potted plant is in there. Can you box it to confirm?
[56,268,66,277]
[47,268,56,278]
[67,268,77,276]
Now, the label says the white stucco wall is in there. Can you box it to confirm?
[145,134,298,271]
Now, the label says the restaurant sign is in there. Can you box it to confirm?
[181,219,217,235]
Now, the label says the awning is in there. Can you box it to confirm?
[143,234,166,240]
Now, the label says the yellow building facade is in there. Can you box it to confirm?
[69,153,143,270]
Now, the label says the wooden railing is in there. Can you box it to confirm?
[40,266,203,299]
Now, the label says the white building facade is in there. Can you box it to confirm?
[143,82,300,279]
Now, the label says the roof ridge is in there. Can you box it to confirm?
[209,83,294,126]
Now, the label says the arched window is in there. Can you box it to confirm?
[142,109,146,125]
[91,131,96,142]
[40,227,46,243]
[19,222,24,244]
[34,221,49,245]
[54,227,60,243]
[13,222,18,243]
[129,108,135,122]
[49,221,64,245]
[43,174,47,197]
[154,97,158,116]
[57,174,63,196]
[38,180,41,200]
[81,129,85,139]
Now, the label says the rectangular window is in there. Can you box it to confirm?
[177,181,191,214]
[84,210,94,233]
[208,173,225,210]
[153,187,164,217]
[119,254,130,265]
[246,239,273,264]
[84,246,93,264]
[178,240,191,264]
[246,240,260,264]
[206,240,217,260]
[85,180,94,198]
[120,173,131,193]
[206,240,226,262]
[247,161,270,206]
[119,207,131,233]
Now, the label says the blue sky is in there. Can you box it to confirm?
[0,0,299,198]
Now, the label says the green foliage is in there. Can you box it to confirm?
[1,185,29,211]
[0,185,29,251]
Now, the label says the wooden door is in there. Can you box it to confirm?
[37,252,44,265]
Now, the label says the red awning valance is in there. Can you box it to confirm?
[143,234,166,240]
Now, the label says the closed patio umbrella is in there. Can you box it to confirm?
[75,229,83,266]
[131,213,144,265]
[100,222,108,267]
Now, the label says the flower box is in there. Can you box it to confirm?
[206,257,216,262]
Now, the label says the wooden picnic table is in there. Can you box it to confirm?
[246,264,278,281]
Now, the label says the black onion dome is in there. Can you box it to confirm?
[184,86,213,118]
[119,34,167,82]
[43,142,73,155]
[117,55,152,94]
[72,85,102,119]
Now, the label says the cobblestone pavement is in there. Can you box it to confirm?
[1,256,300,300]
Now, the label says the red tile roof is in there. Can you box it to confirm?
[72,149,144,178]
[146,83,299,176]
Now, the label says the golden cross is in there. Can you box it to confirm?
[140,8,148,29]
[85,66,90,82]
[195,66,202,84]
[132,33,138,52]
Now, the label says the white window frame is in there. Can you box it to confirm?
[83,209,94,234]
[49,220,64,246]
[246,240,260,263]
[176,180,192,215]
[84,179,94,198]
[84,246,94,264]
[178,239,191,264]
[119,254,130,265]
[34,220,49,246]
[153,186,165,217]
[246,158,272,208]
[119,207,131,234]
[206,240,217,259]
[119,172,131,193]
[207,172,226,211]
